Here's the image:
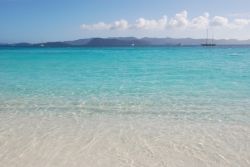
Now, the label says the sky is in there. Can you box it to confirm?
[1,0,250,43]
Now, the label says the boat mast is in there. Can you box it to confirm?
[206,29,208,45]
[211,28,214,45]
[201,27,216,46]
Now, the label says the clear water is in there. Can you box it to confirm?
[0,47,250,166]
[1,47,250,122]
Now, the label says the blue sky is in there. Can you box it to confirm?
[1,0,250,43]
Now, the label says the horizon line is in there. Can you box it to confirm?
[1,36,250,45]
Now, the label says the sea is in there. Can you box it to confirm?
[0,46,250,166]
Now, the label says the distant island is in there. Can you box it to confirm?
[1,37,250,47]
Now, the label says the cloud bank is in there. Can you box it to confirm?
[81,10,250,31]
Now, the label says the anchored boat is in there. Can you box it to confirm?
[201,29,216,46]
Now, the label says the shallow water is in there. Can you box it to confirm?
[0,47,250,166]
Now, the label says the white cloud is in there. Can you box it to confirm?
[81,19,129,30]
[81,11,250,31]
[210,16,250,29]
[229,12,250,18]
[210,16,228,27]
[81,22,111,30]
[231,18,250,28]
[168,10,188,28]
[189,13,209,29]
[135,16,167,29]
[112,19,129,30]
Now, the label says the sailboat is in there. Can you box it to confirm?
[131,40,135,47]
[201,29,216,46]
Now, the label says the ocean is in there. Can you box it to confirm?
[0,47,250,166]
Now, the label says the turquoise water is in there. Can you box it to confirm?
[1,47,250,167]
[1,47,250,122]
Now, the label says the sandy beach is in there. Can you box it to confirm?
[0,110,249,167]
